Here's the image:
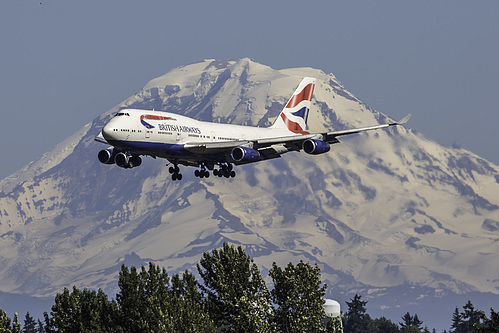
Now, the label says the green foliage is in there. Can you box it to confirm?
[450,300,484,333]
[373,317,399,333]
[0,309,12,333]
[11,314,20,333]
[401,327,421,333]
[35,320,43,333]
[346,294,367,317]
[476,308,499,333]
[46,286,120,333]
[325,316,343,333]
[168,270,216,333]
[117,263,169,332]
[197,243,273,332]
[269,261,327,332]
[117,263,214,333]
[11,244,499,333]
[22,312,36,333]
[400,312,423,331]
[343,294,378,333]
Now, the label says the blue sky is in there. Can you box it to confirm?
[1,0,498,180]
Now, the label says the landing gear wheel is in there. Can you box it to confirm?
[195,163,211,178]
[169,163,182,181]
[172,173,183,181]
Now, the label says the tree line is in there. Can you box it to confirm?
[0,243,497,332]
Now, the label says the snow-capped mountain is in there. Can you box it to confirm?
[1,59,498,326]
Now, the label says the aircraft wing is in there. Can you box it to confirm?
[94,130,108,144]
[323,113,411,142]
[184,134,318,153]
[184,114,411,158]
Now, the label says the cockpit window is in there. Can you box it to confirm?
[115,112,130,117]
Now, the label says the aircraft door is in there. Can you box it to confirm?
[211,131,216,142]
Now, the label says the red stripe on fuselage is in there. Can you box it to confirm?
[140,114,172,121]
[285,83,315,109]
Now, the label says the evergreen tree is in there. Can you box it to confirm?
[11,314,20,333]
[476,308,499,333]
[401,327,421,333]
[269,261,327,332]
[197,243,273,332]
[35,320,43,333]
[400,312,423,331]
[461,301,482,332]
[343,294,377,333]
[0,309,11,333]
[450,300,483,333]
[169,270,215,333]
[373,316,399,333]
[451,307,462,332]
[47,286,120,333]
[43,312,54,333]
[346,294,367,317]
[117,263,214,333]
[22,312,36,333]
[117,263,171,332]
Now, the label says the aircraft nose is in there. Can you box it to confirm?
[102,122,115,141]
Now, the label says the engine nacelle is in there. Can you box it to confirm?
[115,152,142,168]
[98,148,117,164]
[303,139,330,155]
[115,152,130,168]
[231,146,260,162]
[129,155,142,168]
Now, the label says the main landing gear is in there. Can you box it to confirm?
[194,164,210,178]
[168,162,236,181]
[168,163,182,181]
[193,163,236,179]
[213,163,236,178]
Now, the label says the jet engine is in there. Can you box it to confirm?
[115,152,142,168]
[129,155,142,168]
[302,139,330,155]
[98,148,117,164]
[231,146,260,162]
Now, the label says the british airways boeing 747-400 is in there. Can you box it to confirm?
[95,77,410,180]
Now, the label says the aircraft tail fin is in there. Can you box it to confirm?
[270,77,316,134]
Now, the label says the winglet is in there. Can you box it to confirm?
[397,113,412,125]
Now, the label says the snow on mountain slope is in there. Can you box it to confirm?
[1,59,498,317]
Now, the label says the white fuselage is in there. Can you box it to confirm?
[101,109,296,159]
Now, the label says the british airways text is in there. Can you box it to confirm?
[158,123,201,134]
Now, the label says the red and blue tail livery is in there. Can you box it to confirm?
[271,77,315,134]
[96,77,411,181]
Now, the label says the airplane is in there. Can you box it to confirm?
[95,77,411,181]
